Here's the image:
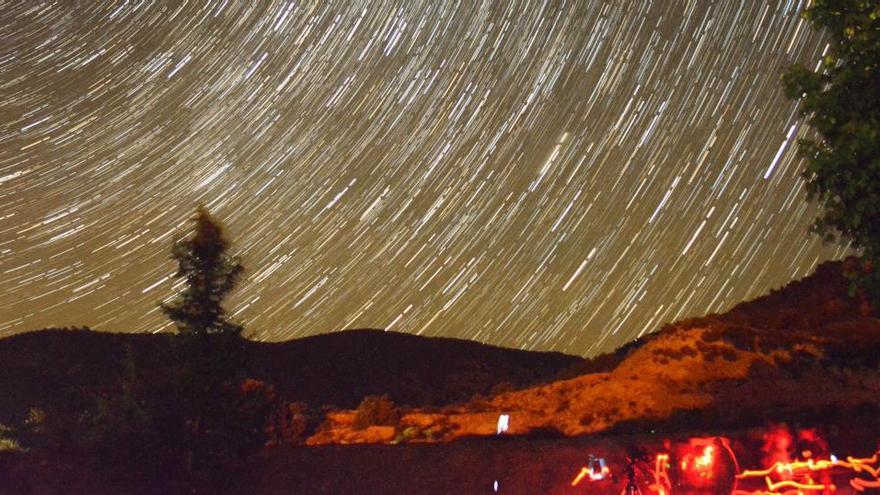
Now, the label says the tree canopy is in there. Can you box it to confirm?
[783,0,880,303]
[162,206,244,338]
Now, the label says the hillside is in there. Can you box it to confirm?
[3,259,880,495]
[0,327,582,428]
[308,259,880,444]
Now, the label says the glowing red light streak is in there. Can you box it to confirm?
[572,455,611,486]
[571,462,611,486]
[649,453,672,495]
[567,434,877,495]
[735,452,879,495]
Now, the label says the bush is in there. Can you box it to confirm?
[352,395,400,430]
[19,402,85,454]
[232,378,277,453]
[266,401,312,445]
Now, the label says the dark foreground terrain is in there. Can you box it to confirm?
[3,413,878,495]
[245,424,879,495]
[0,327,582,429]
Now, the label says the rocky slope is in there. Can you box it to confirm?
[309,260,880,445]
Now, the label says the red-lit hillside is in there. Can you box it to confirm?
[308,259,880,444]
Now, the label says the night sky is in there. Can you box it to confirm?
[0,1,848,356]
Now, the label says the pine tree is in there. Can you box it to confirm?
[161,207,254,475]
[162,206,244,338]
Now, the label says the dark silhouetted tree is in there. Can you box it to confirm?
[162,206,244,338]
[782,0,880,306]
[161,207,267,476]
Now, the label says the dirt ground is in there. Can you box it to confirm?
[243,425,880,495]
[3,422,877,495]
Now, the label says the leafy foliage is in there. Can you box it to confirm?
[782,0,880,304]
[81,345,173,478]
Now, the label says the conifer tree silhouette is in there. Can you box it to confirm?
[162,206,243,338]
[161,207,253,474]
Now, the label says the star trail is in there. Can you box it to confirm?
[0,1,848,356]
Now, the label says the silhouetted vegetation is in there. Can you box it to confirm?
[153,208,271,480]
[353,395,400,430]
[1,208,273,492]
[555,328,664,381]
[266,400,315,445]
[162,207,244,339]
[783,0,880,307]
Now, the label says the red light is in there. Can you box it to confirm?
[671,437,738,494]
[736,428,879,494]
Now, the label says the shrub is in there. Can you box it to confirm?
[556,399,571,412]
[720,347,738,361]
[19,404,83,454]
[266,401,311,445]
[23,407,47,435]
[352,395,399,430]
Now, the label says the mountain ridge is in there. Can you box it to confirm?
[0,326,582,428]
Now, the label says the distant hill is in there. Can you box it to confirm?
[309,259,880,444]
[247,329,582,408]
[0,327,582,427]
